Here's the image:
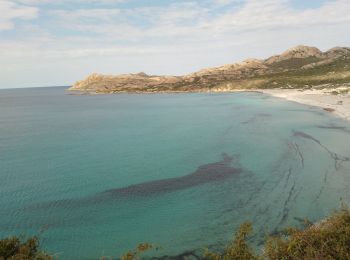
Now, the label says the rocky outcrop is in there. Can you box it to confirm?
[71,72,182,92]
[265,45,322,64]
[325,47,350,58]
[69,45,350,93]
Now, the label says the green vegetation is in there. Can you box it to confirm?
[206,208,350,260]
[236,57,350,90]
[117,243,159,260]
[170,56,350,91]
[70,47,350,93]
[205,222,258,260]
[268,57,322,70]
[203,56,350,91]
[2,208,350,259]
[0,236,52,260]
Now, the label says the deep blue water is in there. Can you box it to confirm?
[1,87,350,259]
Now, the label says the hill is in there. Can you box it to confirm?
[69,45,350,93]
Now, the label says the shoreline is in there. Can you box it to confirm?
[67,86,350,121]
[259,88,350,121]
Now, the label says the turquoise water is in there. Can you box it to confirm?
[1,87,350,259]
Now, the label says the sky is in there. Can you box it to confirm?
[0,0,349,88]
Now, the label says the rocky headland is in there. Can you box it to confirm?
[69,45,350,121]
[70,45,350,94]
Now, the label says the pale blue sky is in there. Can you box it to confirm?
[0,0,349,88]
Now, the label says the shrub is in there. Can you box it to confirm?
[0,236,52,260]
[119,243,159,260]
[3,209,350,259]
[206,208,350,260]
[264,208,350,259]
[205,222,259,260]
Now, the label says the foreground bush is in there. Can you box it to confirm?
[206,208,350,260]
[2,208,350,259]
[118,243,159,260]
[205,222,259,260]
[0,236,52,260]
[264,208,350,259]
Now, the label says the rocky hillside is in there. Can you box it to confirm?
[69,45,350,93]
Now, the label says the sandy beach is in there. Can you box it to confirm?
[260,88,350,121]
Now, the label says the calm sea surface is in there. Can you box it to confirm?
[1,87,350,259]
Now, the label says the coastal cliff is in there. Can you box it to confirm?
[69,45,350,93]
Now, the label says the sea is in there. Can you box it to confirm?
[1,86,350,259]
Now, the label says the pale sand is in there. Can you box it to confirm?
[260,88,350,121]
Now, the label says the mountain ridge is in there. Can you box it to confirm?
[69,45,350,93]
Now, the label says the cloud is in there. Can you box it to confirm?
[1,0,350,88]
[0,0,38,30]
[213,0,243,5]
[3,0,350,50]
[202,0,350,34]
[13,0,126,5]
[35,0,350,41]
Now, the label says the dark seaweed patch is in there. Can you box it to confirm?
[293,130,350,170]
[241,113,271,124]
[28,153,242,210]
[288,142,304,168]
[278,180,296,226]
[148,249,202,260]
[316,124,350,134]
[101,153,240,198]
